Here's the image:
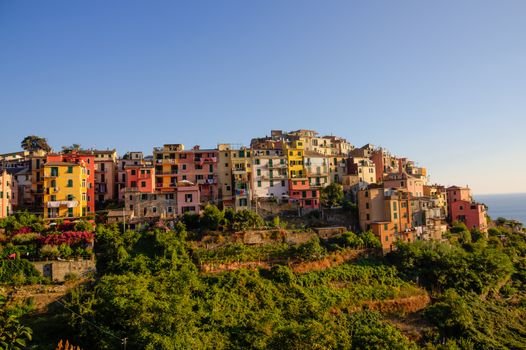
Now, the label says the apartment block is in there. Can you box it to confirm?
[43,161,89,219]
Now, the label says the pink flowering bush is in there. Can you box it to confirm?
[39,231,94,246]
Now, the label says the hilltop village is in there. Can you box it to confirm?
[1,129,487,252]
[2,130,526,350]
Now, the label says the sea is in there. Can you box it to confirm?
[474,193,526,225]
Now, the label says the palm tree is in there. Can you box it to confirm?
[20,135,51,153]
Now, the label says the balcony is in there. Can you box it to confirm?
[196,178,217,185]
[46,200,79,208]
[232,167,247,174]
[267,163,287,169]
[195,157,217,164]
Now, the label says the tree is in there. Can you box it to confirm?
[62,144,82,154]
[20,135,51,153]
[201,204,224,231]
[321,183,344,208]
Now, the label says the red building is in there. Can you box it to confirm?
[446,186,487,232]
[125,165,155,193]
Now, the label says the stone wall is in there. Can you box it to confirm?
[32,259,96,282]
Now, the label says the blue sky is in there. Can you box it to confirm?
[1,0,525,194]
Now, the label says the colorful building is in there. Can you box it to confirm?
[153,144,218,204]
[47,151,96,214]
[43,161,88,219]
[117,152,147,201]
[283,139,306,179]
[383,173,424,197]
[218,144,252,210]
[446,186,487,232]
[358,186,415,253]
[289,178,320,209]
[0,170,17,218]
[125,164,155,193]
[304,151,330,188]
[347,157,376,184]
[370,147,400,183]
[125,181,200,219]
[251,149,289,201]
[93,150,117,205]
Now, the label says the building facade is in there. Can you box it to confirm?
[0,170,17,218]
[43,161,89,219]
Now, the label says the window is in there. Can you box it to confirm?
[366,214,370,220]
[131,181,137,188]
[51,180,56,188]
[51,195,56,201]
[131,169,136,175]
[385,235,389,241]
[393,202,397,211]
[394,213,398,219]
[257,181,262,187]
[182,164,187,170]
[51,167,59,176]
[270,181,274,187]
[67,194,74,201]
[152,207,157,213]
[257,169,261,176]
[384,224,388,230]
[281,180,285,187]
[141,181,146,188]
[67,179,73,187]
[68,207,73,217]
[67,166,73,173]
[365,203,369,209]
[185,194,193,202]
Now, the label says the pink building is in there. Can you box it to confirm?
[383,173,424,197]
[153,145,218,205]
[446,186,487,232]
[289,178,320,209]
[93,150,117,205]
[446,186,472,216]
[176,182,200,214]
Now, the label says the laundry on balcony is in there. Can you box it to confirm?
[47,200,79,208]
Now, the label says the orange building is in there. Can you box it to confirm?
[358,186,415,253]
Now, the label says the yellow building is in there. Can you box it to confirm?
[43,162,88,219]
[283,139,305,179]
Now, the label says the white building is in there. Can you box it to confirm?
[252,149,289,200]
